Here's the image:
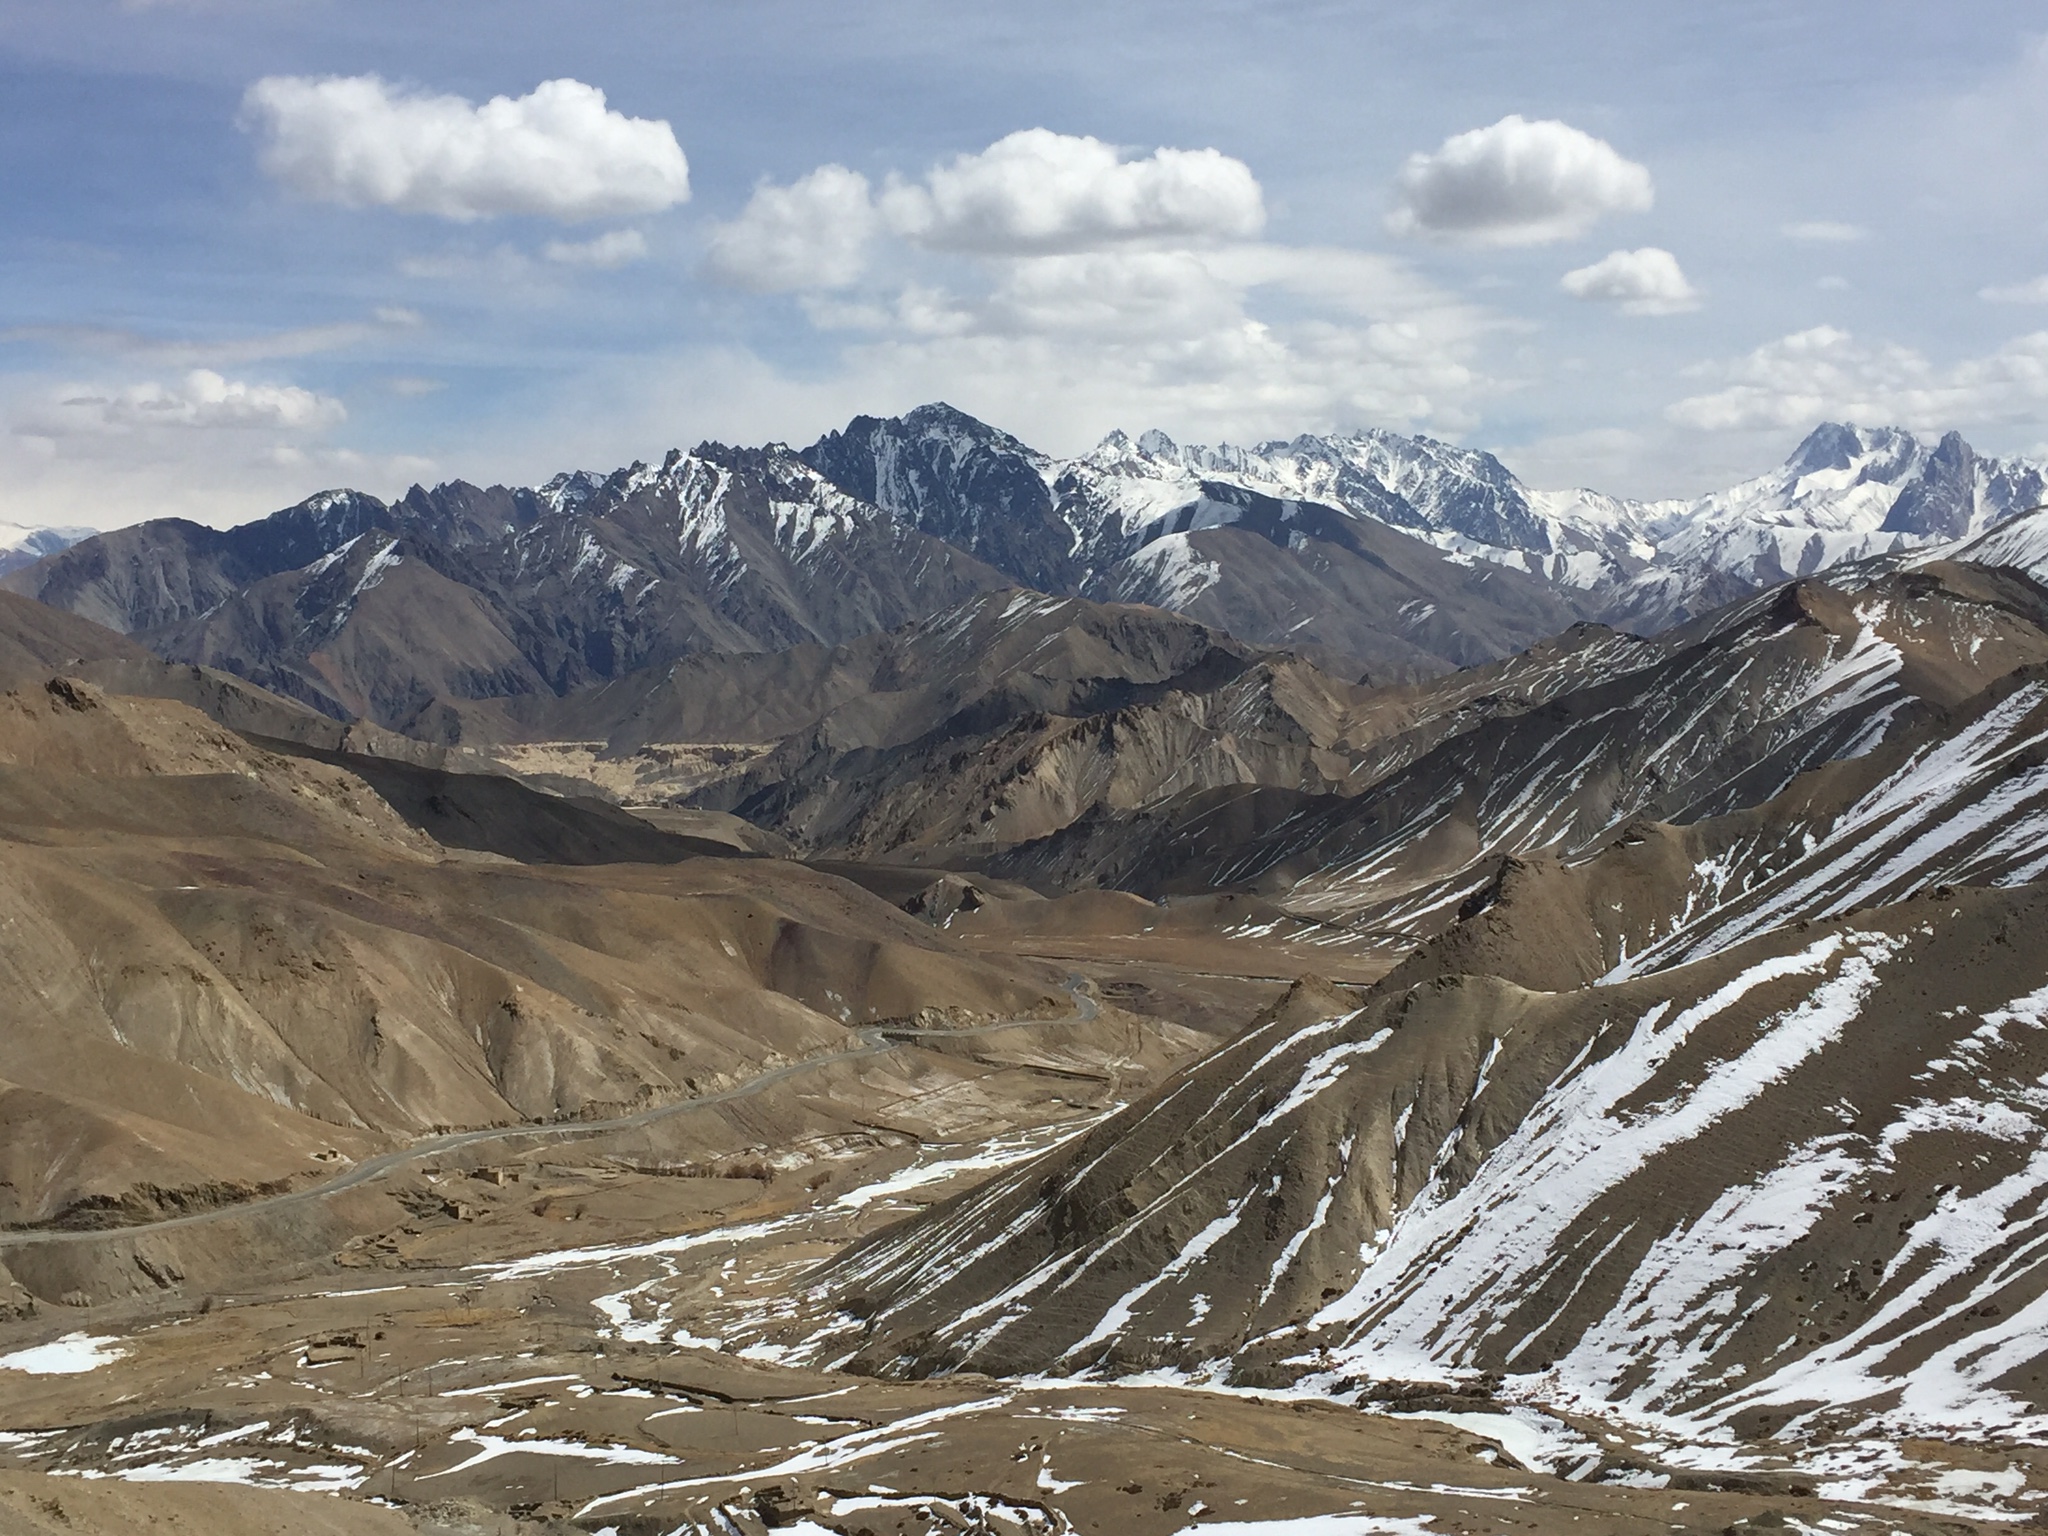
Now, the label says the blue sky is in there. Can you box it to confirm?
[3,0,2047,529]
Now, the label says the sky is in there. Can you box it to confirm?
[3,0,2048,531]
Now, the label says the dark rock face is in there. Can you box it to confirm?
[803,415,1594,680]
[4,445,1011,736]
[818,565,2048,1449]
[803,402,1078,595]
[1881,429,1978,537]
[1086,479,1585,674]
[1786,420,1869,475]
[13,405,2048,747]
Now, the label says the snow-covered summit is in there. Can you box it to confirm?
[0,521,92,578]
[1039,418,2048,629]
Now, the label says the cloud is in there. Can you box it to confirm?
[701,132,1265,292]
[0,365,424,531]
[981,250,1244,339]
[0,428,432,533]
[880,129,1265,254]
[385,376,444,397]
[240,75,690,222]
[1560,247,1700,315]
[704,165,879,291]
[542,228,648,268]
[1,309,420,367]
[781,241,1494,447]
[686,129,1485,450]
[1667,324,2048,435]
[35,369,346,435]
[1983,276,2048,305]
[1782,220,1867,243]
[1388,115,1652,246]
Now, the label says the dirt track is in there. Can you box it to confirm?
[0,978,1100,1254]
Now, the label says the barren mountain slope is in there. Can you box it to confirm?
[722,658,1377,865]
[406,590,1401,871]
[5,446,1013,740]
[526,560,2048,883]
[673,592,1390,860]
[833,883,2048,1456]
[523,587,1294,758]
[0,674,1063,1229]
[990,562,2048,939]
[1409,658,2048,992]
[809,577,2048,1467]
[0,491,397,634]
[804,406,1593,676]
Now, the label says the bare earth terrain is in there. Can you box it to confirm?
[13,495,2048,1534]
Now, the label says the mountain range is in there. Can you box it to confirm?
[9,405,2048,1521]
[736,506,2048,1462]
[8,409,2042,751]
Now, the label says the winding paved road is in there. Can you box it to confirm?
[0,978,1100,1252]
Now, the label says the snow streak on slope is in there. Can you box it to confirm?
[834,889,2048,1451]
[1608,676,2048,977]
[992,564,2048,966]
[1302,919,2048,1450]
[1908,500,2048,584]
[1312,932,1896,1379]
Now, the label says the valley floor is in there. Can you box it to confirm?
[1,945,2037,1536]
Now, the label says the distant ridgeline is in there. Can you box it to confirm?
[4,406,2041,744]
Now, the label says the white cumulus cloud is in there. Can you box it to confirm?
[240,75,690,222]
[543,228,649,268]
[1388,115,1653,246]
[980,250,1246,340]
[880,129,1266,254]
[676,129,1483,451]
[1667,324,2048,434]
[704,165,879,291]
[44,369,346,435]
[1560,247,1700,315]
[790,242,1491,445]
[701,132,1266,291]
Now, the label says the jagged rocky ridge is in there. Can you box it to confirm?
[0,423,1581,739]
[819,539,2048,1455]
[804,407,2048,635]
[14,407,2041,747]
[3,449,1015,739]
[988,554,2048,937]
[0,612,1069,1227]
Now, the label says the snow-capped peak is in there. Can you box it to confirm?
[0,521,93,577]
